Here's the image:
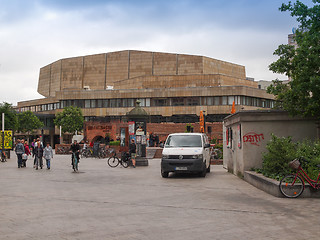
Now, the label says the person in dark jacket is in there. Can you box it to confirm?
[129,139,136,168]
[34,139,44,170]
[15,139,25,168]
[70,140,80,165]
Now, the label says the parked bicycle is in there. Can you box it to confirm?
[81,147,93,158]
[57,146,69,154]
[107,150,130,168]
[81,146,108,159]
[279,157,320,198]
[98,147,109,159]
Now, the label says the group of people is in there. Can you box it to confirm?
[14,137,137,169]
[15,138,53,170]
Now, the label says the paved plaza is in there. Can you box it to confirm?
[0,153,319,240]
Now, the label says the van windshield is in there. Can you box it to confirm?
[165,135,202,148]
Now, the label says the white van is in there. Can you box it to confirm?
[161,133,211,178]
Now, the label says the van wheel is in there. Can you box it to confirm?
[161,171,169,178]
[200,164,207,177]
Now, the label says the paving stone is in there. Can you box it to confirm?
[0,152,319,240]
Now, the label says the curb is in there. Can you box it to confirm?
[244,171,320,198]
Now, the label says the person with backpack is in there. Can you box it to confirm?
[22,140,31,167]
[15,139,25,168]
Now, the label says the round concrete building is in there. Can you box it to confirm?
[17,50,274,144]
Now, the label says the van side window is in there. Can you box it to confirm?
[202,135,209,145]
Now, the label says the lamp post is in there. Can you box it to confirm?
[1,113,4,161]
[203,111,206,133]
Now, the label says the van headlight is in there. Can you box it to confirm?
[192,154,203,160]
[162,154,169,160]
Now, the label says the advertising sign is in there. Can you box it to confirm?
[0,130,13,150]
[128,121,135,135]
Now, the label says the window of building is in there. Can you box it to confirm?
[54,102,60,109]
[91,100,96,108]
[73,100,84,108]
[103,99,109,108]
[153,98,169,106]
[85,100,90,108]
[172,98,184,106]
[222,96,228,105]
[97,99,103,108]
[146,98,150,107]
[60,101,65,109]
[122,99,128,107]
[235,96,241,105]
[206,97,212,105]
[213,96,220,105]
[186,97,200,106]
[66,100,72,107]
[138,98,146,107]
[110,99,121,108]
[128,99,135,107]
[228,96,234,105]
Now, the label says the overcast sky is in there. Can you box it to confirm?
[0,0,313,105]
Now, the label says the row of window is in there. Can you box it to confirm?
[19,96,274,112]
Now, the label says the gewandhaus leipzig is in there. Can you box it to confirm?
[17,50,274,130]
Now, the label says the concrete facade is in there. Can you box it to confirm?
[223,110,317,177]
[37,50,248,97]
[17,50,275,145]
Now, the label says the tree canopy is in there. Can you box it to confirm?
[53,106,84,134]
[0,102,18,131]
[17,111,44,135]
[268,0,320,119]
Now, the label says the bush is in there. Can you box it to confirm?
[109,141,120,146]
[260,134,320,180]
[261,134,296,179]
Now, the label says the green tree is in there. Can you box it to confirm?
[54,106,84,135]
[268,1,320,121]
[17,111,44,142]
[0,102,18,131]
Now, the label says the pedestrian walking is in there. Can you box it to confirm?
[129,139,136,168]
[43,143,53,170]
[15,139,25,168]
[22,140,31,167]
[34,139,44,170]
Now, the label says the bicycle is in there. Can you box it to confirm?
[81,148,93,158]
[57,146,69,154]
[72,152,79,172]
[107,150,130,168]
[279,157,320,198]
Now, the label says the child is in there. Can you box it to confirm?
[43,143,53,170]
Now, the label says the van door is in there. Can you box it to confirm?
[203,135,210,168]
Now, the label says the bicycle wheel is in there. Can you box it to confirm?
[81,149,88,158]
[107,156,119,167]
[279,174,304,198]
[121,160,129,168]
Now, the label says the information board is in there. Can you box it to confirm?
[0,130,13,150]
